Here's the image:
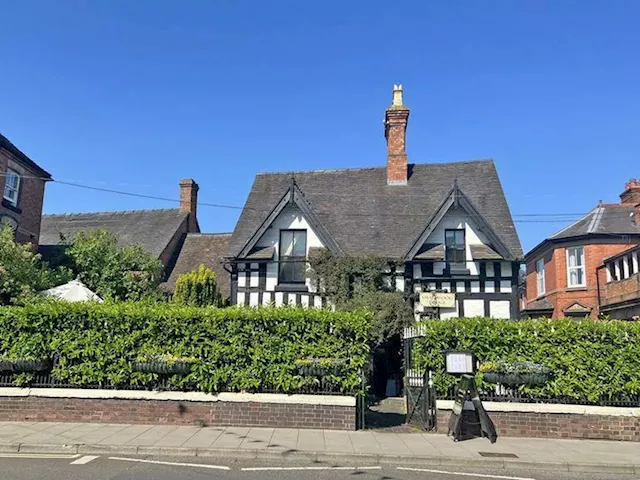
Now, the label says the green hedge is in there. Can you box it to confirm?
[0,302,370,394]
[412,318,640,402]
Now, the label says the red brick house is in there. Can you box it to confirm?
[0,133,52,244]
[523,181,640,319]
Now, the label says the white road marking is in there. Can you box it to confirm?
[108,457,230,470]
[70,455,99,465]
[240,466,382,471]
[0,453,80,459]
[397,467,536,480]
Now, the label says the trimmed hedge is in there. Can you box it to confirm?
[412,318,640,402]
[0,302,370,394]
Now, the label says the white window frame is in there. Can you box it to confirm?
[536,258,545,296]
[566,246,586,288]
[3,168,20,206]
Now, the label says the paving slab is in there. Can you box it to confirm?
[348,431,382,454]
[239,428,275,450]
[182,427,225,448]
[297,429,325,452]
[324,430,354,454]
[125,425,179,446]
[267,427,298,451]
[74,424,130,444]
[98,424,153,445]
[373,432,412,455]
[153,426,200,447]
[211,427,251,449]
[396,432,440,455]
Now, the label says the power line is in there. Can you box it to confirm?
[2,173,637,223]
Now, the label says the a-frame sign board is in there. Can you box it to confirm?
[448,374,497,443]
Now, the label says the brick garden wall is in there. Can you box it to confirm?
[0,396,356,430]
[436,409,640,442]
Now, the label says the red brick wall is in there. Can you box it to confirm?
[0,396,356,430]
[436,409,640,441]
[525,242,639,318]
[603,273,640,307]
[0,148,47,245]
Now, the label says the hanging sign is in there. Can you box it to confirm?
[420,292,456,308]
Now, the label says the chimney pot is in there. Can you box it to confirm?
[385,84,410,186]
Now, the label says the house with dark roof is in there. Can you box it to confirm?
[523,180,640,319]
[225,85,523,319]
[162,233,232,301]
[0,133,52,244]
[39,179,201,280]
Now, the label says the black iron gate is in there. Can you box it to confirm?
[403,324,437,431]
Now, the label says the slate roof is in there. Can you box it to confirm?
[162,233,232,300]
[550,205,640,240]
[39,209,189,259]
[228,160,522,260]
[0,133,52,178]
[523,297,553,312]
[469,244,503,260]
[415,244,444,260]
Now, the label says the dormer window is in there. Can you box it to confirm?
[445,229,465,263]
[3,169,20,206]
[278,230,307,284]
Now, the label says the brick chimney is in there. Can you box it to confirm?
[384,84,410,186]
[179,178,199,231]
[620,179,640,226]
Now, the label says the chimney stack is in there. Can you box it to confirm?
[620,179,640,226]
[385,84,410,186]
[179,179,199,231]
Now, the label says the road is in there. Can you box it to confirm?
[0,454,634,480]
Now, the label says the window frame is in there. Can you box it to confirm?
[278,229,307,285]
[536,258,545,296]
[566,246,586,288]
[3,168,20,206]
[444,228,466,264]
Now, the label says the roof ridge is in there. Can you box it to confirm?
[186,232,233,237]
[256,159,494,176]
[42,208,182,217]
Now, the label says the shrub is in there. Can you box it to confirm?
[173,264,222,306]
[411,318,640,402]
[0,224,71,305]
[0,302,370,394]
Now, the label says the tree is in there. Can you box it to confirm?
[308,249,413,347]
[0,224,71,305]
[65,229,162,301]
[173,264,223,307]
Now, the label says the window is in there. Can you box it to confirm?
[630,254,637,276]
[566,246,585,287]
[278,230,307,284]
[0,215,17,232]
[445,229,465,263]
[3,169,20,206]
[536,258,545,296]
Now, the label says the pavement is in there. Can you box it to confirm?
[0,422,639,475]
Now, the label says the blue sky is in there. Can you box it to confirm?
[2,1,638,253]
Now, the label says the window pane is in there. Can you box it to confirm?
[293,231,306,256]
[279,259,306,283]
[445,230,455,246]
[280,231,294,256]
[455,230,465,246]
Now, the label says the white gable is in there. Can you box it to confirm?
[422,205,492,258]
[254,204,325,256]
